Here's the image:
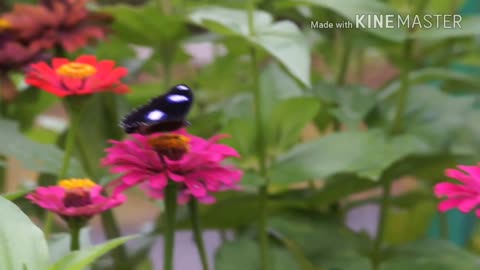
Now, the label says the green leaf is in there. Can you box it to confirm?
[381,85,476,150]
[286,0,407,42]
[221,118,256,159]
[9,88,58,130]
[103,4,186,47]
[411,16,480,41]
[189,6,311,86]
[380,240,480,270]
[270,129,430,184]
[48,228,92,264]
[73,94,128,179]
[216,238,300,270]
[0,118,84,176]
[48,235,137,270]
[1,188,34,201]
[0,196,49,270]
[308,174,377,205]
[253,21,311,87]
[312,83,377,129]
[222,63,309,159]
[269,215,372,270]
[176,192,307,229]
[127,82,163,108]
[269,231,319,270]
[379,68,480,101]
[260,62,305,119]
[383,201,436,245]
[267,97,320,152]
[89,36,136,62]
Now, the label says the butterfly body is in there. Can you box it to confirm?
[121,84,193,134]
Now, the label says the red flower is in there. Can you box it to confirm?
[26,178,126,220]
[102,130,243,204]
[25,55,130,97]
[434,164,480,216]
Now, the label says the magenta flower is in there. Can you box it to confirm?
[26,178,126,219]
[102,130,243,204]
[434,164,480,216]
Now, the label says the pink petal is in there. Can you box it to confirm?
[149,174,168,189]
[185,179,207,197]
[438,198,464,212]
[458,198,480,213]
[434,182,469,197]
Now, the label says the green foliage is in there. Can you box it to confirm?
[380,240,480,269]
[216,238,300,270]
[2,0,480,268]
[0,196,49,270]
[284,0,407,42]
[270,129,429,184]
[0,118,84,176]
[190,6,311,86]
[48,235,137,270]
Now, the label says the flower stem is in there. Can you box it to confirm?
[372,39,413,270]
[372,182,391,269]
[58,108,81,180]
[68,220,81,251]
[188,200,210,270]
[390,40,413,135]
[335,31,352,86]
[164,182,178,270]
[247,2,270,269]
[440,212,449,240]
[0,155,5,193]
[100,210,130,270]
[44,99,83,237]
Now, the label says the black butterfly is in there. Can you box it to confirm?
[120,84,194,135]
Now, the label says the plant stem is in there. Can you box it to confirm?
[372,39,413,270]
[355,48,365,83]
[335,32,352,86]
[372,182,391,269]
[0,155,5,193]
[163,59,172,89]
[164,182,178,270]
[100,210,129,270]
[390,40,413,135]
[439,212,449,240]
[68,220,81,251]
[188,200,210,270]
[44,99,83,237]
[58,109,81,180]
[247,2,270,269]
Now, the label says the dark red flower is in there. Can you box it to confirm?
[25,55,130,97]
[3,0,110,52]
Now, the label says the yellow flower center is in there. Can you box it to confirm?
[0,18,11,30]
[56,62,97,79]
[148,134,190,160]
[59,178,97,191]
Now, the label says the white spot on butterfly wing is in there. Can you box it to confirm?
[146,110,165,121]
[176,85,190,91]
[168,94,189,102]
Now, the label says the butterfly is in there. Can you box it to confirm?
[120,84,194,135]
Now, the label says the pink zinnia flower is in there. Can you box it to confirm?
[101,130,243,204]
[26,178,126,219]
[434,164,480,216]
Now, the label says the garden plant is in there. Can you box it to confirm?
[1,0,480,269]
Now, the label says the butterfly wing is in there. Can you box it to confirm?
[120,84,193,134]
